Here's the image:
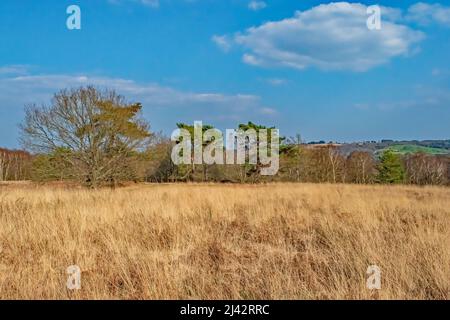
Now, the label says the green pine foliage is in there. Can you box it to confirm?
[377,150,406,184]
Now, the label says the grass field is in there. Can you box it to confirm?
[378,144,450,155]
[0,183,449,299]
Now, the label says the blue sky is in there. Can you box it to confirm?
[0,0,449,148]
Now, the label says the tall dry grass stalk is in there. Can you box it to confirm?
[0,183,448,299]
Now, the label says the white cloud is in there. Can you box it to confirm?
[0,65,30,75]
[108,0,159,8]
[260,107,278,115]
[432,68,441,76]
[356,85,450,110]
[406,2,450,26]
[431,68,450,77]
[0,73,261,107]
[264,78,287,86]
[0,71,278,133]
[248,1,267,11]
[212,35,232,52]
[227,2,424,72]
[242,53,263,66]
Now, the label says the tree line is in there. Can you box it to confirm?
[0,87,448,187]
[0,148,32,181]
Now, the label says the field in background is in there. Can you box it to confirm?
[0,183,448,299]
[380,144,450,155]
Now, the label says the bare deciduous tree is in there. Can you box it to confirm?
[346,151,376,184]
[20,87,151,187]
[0,148,31,181]
[405,153,447,185]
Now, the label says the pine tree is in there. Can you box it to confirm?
[377,150,405,184]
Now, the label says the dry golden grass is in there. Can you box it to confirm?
[0,183,448,300]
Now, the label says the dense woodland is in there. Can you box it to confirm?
[1,87,449,187]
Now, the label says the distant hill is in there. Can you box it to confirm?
[327,140,450,156]
[376,144,450,155]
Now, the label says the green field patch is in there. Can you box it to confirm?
[378,144,450,155]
